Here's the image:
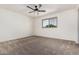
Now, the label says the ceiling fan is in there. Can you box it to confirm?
[27,4,46,15]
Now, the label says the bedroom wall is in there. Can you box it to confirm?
[0,8,78,43]
[0,8,32,42]
[34,9,78,42]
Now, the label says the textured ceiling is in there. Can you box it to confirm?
[0,4,78,17]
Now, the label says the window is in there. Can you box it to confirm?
[42,17,57,28]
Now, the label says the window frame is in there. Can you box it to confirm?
[42,17,58,28]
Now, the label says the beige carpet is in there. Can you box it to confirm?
[0,36,79,55]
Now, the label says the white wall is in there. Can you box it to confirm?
[34,9,78,42]
[0,8,32,42]
[0,8,78,42]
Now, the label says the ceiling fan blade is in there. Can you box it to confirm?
[38,10,46,12]
[28,11,35,13]
[39,4,42,8]
[27,6,34,10]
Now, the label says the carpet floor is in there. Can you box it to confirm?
[0,36,79,55]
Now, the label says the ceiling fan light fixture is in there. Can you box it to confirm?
[27,4,46,15]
